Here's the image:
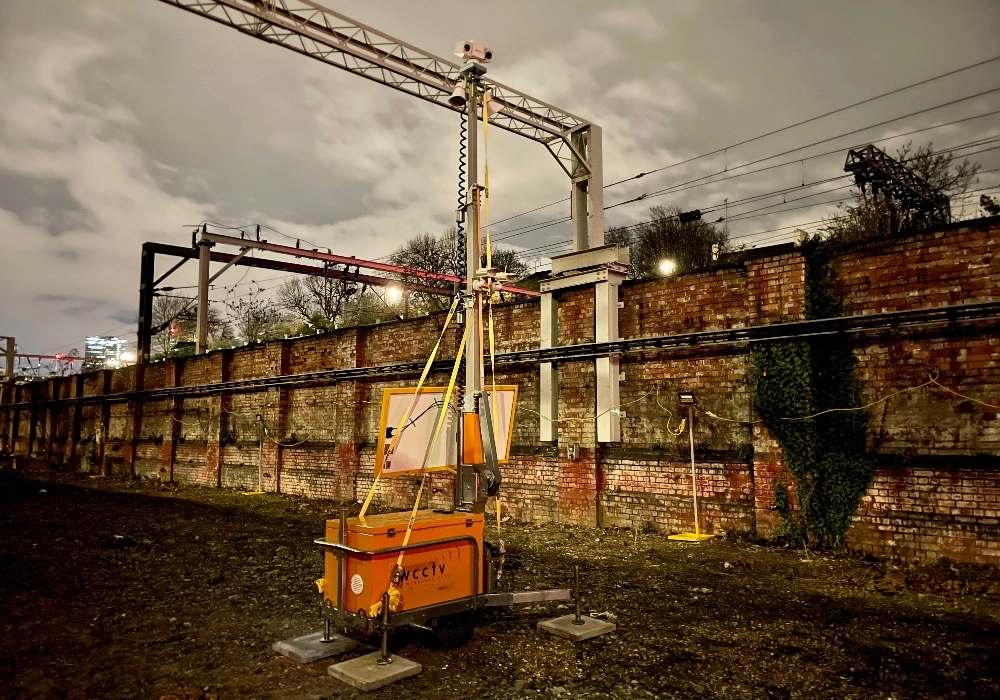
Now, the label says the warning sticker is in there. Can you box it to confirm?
[350,574,364,595]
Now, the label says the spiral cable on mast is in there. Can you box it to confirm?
[454,110,468,279]
[454,109,468,457]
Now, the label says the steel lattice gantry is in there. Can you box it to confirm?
[157,0,604,249]
[155,0,624,444]
[844,144,951,225]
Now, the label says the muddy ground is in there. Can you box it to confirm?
[1,469,999,700]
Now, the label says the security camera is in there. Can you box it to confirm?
[455,40,492,64]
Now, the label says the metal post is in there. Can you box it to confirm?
[464,78,482,408]
[137,245,155,365]
[688,405,699,537]
[195,229,212,355]
[377,591,392,665]
[572,564,583,625]
[457,76,481,510]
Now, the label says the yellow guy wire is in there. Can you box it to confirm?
[482,90,503,535]
[482,90,492,269]
[358,296,461,522]
[482,94,501,468]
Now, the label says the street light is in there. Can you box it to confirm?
[385,287,404,303]
[658,259,677,276]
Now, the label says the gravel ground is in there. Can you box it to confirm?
[1,468,998,700]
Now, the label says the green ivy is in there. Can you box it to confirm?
[751,237,875,549]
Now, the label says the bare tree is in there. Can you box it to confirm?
[610,205,732,279]
[388,228,532,310]
[226,286,288,344]
[388,230,460,315]
[151,295,231,357]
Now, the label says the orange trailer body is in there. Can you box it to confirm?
[322,510,484,617]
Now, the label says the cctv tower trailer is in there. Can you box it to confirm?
[312,40,576,660]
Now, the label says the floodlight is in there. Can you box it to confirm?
[678,392,695,405]
[448,80,467,109]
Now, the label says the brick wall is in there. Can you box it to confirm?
[4,218,999,564]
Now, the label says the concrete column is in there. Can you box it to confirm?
[539,291,558,442]
[595,277,623,443]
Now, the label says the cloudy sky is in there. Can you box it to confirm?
[1,0,998,358]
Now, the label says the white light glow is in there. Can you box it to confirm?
[658,259,677,276]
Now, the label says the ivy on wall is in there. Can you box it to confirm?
[751,238,875,548]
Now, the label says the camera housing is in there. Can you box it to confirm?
[455,40,492,64]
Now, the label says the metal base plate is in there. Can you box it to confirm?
[328,651,422,691]
[272,631,360,664]
[538,614,616,641]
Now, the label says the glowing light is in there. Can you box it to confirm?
[385,287,404,303]
[658,259,677,276]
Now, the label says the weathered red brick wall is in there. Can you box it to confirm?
[4,218,999,564]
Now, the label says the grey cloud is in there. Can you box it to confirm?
[0,169,98,235]
[1,0,999,355]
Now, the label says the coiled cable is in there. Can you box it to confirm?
[454,111,468,277]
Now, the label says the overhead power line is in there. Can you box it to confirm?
[485,54,1000,229]
[488,108,1000,245]
[605,88,1000,212]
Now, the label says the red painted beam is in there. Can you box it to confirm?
[200,231,540,298]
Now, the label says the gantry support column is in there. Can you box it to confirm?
[137,245,156,366]
[594,272,625,443]
[539,293,558,442]
[570,125,605,251]
[538,246,629,444]
[195,233,214,355]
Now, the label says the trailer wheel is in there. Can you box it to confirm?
[427,612,475,649]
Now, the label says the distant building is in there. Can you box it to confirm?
[84,336,127,371]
